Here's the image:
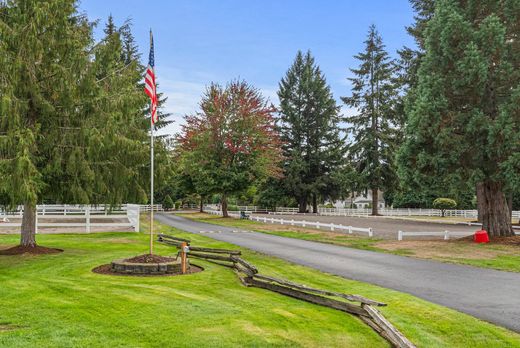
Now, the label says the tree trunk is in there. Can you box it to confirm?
[21,202,37,247]
[476,183,484,223]
[312,194,318,214]
[477,181,513,237]
[199,196,204,213]
[221,194,229,218]
[298,196,307,214]
[371,188,379,216]
[507,193,513,222]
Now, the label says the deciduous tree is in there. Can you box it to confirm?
[177,80,282,217]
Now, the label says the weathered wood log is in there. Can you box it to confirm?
[158,234,191,244]
[252,274,385,306]
[231,256,258,274]
[233,263,256,277]
[247,278,368,317]
[189,246,241,255]
[233,268,253,287]
[158,239,183,247]
[362,304,416,348]
[188,252,235,263]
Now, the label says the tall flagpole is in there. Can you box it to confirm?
[149,30,154,255]
[150,106,154,255]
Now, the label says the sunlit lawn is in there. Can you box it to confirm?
[0,217,519,347]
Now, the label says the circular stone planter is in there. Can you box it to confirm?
[110,258,189,275]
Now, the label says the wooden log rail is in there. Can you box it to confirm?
[157,234,415,348]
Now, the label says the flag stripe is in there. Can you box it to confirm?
[144,32,158,124]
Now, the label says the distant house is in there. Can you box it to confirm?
[330,190,385,209]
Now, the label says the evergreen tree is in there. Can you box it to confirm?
[278,51,345,213]
[398,0,520,236]
[0,0,153,248]
[342,25,399,215]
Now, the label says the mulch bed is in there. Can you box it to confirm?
[456,235,520,246]
[0,245,63,255]
[123,254,176,263]
[92,263,203,277]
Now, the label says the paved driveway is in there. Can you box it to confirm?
[156,213,520,333]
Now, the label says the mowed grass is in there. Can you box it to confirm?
[178,213,520,272]
[0,218,518,347]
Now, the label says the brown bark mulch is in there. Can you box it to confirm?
[456,235,520,246]
[92,263,203,277]
[123,254,176,263]
[0,245,63,255]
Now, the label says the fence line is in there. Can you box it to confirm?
[397,230,473,241]
[0,204,140,234]
[205,205,520,219]
[205,209,374,237]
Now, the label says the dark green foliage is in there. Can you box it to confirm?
[278,51,345,213]
[398,0,520,236]
[0,0,169,245]
[342,25,400,215]
[433,198,457,217]
[162,194,174,210]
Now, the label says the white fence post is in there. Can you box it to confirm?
[368,228,373,237]
[398,230,402,241]
[85,207,91,233]
[444,230,449,240]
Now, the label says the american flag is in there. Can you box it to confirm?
[144,31,158,124]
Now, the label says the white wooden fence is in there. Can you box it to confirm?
[0,204,140,234]
[397,230,473,241]
[205,209,374,237]
[139,204,163,212]
[271,207,520,219]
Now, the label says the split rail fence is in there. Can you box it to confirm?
[157,233,415,348]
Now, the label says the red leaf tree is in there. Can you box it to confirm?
[177,80,282,217]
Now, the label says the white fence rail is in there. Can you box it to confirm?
[139,204,163,212]
[0,204,140,234]
[205,209,374,237]
[270,207,520,219]
[398,230,472,241]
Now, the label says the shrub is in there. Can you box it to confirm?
[432,198,457,217]
[163,195,174,211]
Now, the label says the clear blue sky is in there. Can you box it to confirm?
[79,0,416,135]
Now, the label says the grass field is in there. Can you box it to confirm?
[1,218,519,347]
[179,213,520,273]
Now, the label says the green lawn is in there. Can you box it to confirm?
[0,219,519,347]
[179,213,520,273]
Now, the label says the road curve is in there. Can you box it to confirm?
[156,213,520,333]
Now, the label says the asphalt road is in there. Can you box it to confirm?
[251,213,477,239]
[156,213,520,333]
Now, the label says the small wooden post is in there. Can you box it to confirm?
[180,242,188,274]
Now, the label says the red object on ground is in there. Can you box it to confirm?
[474,230,489,243]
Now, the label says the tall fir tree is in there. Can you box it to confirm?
[342,25,399,215]
[278,51,345,213]
[398,0,520,236]
[0,0,155,248]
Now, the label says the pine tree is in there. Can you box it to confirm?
[0,0,152,248]
[342,25,399,216]
[278,51,344,213]
[398,0,520,236]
